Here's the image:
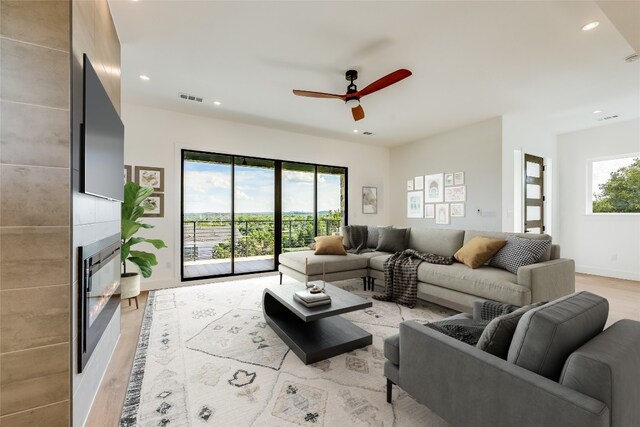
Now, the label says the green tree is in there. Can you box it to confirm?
[593,158,640,213]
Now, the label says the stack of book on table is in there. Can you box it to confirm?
[294,289,331,308]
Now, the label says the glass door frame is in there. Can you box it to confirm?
[180,149,348,282]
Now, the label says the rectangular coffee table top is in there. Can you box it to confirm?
[264,281,372,322]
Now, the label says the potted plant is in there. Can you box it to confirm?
[121,181,167,308]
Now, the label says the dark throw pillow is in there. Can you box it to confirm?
[476,302,545,359]
[376,227,408,253]
[489,235,551,274]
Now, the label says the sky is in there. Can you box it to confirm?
[183,161,342,214]
[591,156,637,197]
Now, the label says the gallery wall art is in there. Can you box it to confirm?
[406,171,467,222]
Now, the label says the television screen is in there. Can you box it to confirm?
[82,54,124,202]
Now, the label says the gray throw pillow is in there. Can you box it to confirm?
[376,227,408,253]
[489,235,551,274]
[476,302,545,359]
[340,225,351,249]
[366,226,379,249]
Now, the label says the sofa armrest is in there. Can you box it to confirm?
[517,258,575,303]
[398,320,608,427]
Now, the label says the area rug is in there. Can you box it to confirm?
[120,275,455,426]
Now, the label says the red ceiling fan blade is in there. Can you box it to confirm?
[352,105,365,121]
[293,89,346,100]
[357,69,412,98]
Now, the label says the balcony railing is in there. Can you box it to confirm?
[183,218,342,262]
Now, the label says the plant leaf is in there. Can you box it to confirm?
[128,256,153,278]
[129,250,158,266]
[122,219,143,240]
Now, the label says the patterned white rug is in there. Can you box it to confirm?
[120,274,455,426]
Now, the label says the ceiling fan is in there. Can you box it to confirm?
[293,69,412,121]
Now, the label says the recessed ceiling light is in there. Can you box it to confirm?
[213,101,222,106]
[139,74,150,81]
[581,21,600,31]
[353,129,359,133]
[592,110,602,114]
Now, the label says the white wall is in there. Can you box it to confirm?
[389,117,503,230]
[502,114,558,236]
[557,118,640,280]
[122,103,390,289]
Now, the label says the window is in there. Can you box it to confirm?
[181,150,347,280]
[588,154,640,214]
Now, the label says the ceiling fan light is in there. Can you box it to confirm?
[345,98,360,108]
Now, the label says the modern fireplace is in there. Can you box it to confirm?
[78,233,121,372]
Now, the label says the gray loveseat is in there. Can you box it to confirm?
[278,227,575,312]
[383,291,640,427]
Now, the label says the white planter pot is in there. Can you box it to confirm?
[120,273,141,300]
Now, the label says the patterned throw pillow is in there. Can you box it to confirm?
[477,302,545,359]
[489,236,551,274]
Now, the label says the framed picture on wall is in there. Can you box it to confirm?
[135,166,165,192]
[450,203,465,217]
[142,193,164,217]
[425,173,444,203]
[362,186,377,214]
[444,173,454,187]
[124,165,132,184]
[454,171,465,186]
[407,179,414,191]
[435,203,450,225]
[407,191,424,218]
[445,185,466,202]
[425,203,435,219]
[414,176,424,190]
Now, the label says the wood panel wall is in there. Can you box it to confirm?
[0,1,72,425]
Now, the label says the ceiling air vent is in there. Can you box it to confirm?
[597,115,619,122]
[179,93,203,103]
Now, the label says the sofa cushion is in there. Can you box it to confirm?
[465,230,554,262]
[408,228,465,257]
[489,235,551,274]
[369,254,393,271]
[454,236,507,269]
[415,262,529,306]
[314,235,347,255]
[278,251,368,275]
[358,251,392,260]
[477,302,545,359]
[376,227,408,253]
[507,291,608,381]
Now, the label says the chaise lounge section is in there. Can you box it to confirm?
[278,226,575,312]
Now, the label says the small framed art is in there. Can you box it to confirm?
[407,191,424,218]
[142,193,164,217]
[135,166,165,192]
[454,171,465,186]
[362,186,377,214]
[435,203,450,225]
[407,179,414,191]
[444,173,454,187]
[425,203,435,219]
[425,173,444,203]
[450,203,465,217]
[445,185,466,202]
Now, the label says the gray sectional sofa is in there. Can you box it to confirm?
[384,291,640,427]
[278,226,575,312]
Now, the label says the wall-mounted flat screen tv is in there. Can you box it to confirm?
[82,54,124,202]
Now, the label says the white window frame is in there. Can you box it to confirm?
[586,152,640,215]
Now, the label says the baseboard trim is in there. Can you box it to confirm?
[576,265,640,281]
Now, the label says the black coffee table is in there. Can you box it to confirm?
[263,281,373,365]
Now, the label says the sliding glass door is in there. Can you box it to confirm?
[182,150,347,281]
[233,157,275,273]
[182,152,233,278]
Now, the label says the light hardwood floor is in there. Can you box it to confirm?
[86,273,640,426]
